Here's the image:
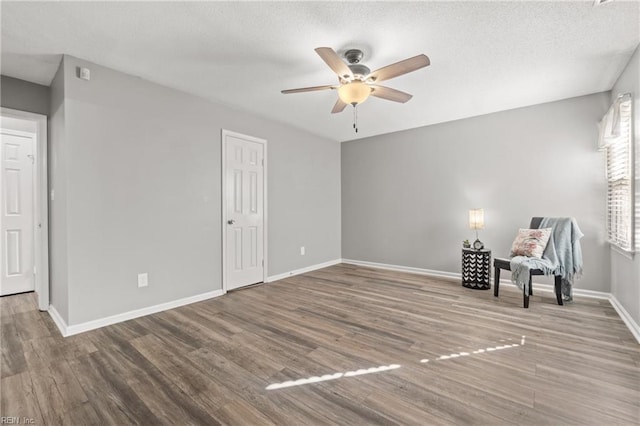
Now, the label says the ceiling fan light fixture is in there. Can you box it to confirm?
[337,81,371,105]
[281,47,430,133]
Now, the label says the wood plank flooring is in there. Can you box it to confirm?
[1,263,639,425]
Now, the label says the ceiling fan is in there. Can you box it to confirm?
[281,47,430,132]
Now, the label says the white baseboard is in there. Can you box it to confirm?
[343,258,609,299]
[48,304,68,337]
[266,258,342,282]
[608,294,640,343]
[497,279,608,299]
[48,289,225,337]
[341,258,460,280]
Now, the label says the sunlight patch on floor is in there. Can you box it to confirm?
[420,335,526,363]
[266,336,526,390]
[265,364,401,390]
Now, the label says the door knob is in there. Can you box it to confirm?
[227,219,235,225]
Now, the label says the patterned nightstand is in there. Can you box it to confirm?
[462,248,492,290]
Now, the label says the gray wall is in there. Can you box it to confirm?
[54,55,340,325]
[610,44,640,326]
[1,75,50,116]
[49,62,69,321]
[342,92,611,292]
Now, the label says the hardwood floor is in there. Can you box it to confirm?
[1,263,639,425]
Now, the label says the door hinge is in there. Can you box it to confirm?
[33,266,36,275]
[262,259,264,266]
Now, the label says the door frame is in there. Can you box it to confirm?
[221,129,267,293]
[0,107,49,311]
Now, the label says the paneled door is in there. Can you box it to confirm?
[0,129,35,296]
[223,130,266,291]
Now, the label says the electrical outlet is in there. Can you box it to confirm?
[300,246,305,256]
[79,67,91,81]
[138,273,148,288]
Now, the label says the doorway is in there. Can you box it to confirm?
[222,130,267,291]
[0,108,49,311]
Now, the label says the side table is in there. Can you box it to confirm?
[462,248,491,290]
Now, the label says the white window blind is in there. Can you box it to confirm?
[600,94,633,251]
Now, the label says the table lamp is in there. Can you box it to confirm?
[469,208,485,250]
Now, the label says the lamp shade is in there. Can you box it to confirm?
[469,208,485,230]
[337,81,371,105]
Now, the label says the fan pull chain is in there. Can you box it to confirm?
[353,104,358,133]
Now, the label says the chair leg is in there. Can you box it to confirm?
[555,276,563,306]
[524,276,532,308]
[529,280,533,296]
[494,267,500,297]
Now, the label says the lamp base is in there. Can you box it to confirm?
[473,239,484,250]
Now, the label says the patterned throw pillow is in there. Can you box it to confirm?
[510,228,552,258]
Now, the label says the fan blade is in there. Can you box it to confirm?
[315,47,354,80]
[331,98,348,114]
[370,85,413,103]
[281,85,336,94]
[366,54,430,83]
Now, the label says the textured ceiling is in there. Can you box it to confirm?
[2,1,639,142]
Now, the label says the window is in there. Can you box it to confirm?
[600,94,633,251]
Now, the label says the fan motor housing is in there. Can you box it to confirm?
[348,64,371,78]
[344,49,364,64]
[344,49,370,80]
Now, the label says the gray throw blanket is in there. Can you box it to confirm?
[510,217,584,301]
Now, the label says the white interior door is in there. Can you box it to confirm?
[224,131,265,291]
[0,129,35,296]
